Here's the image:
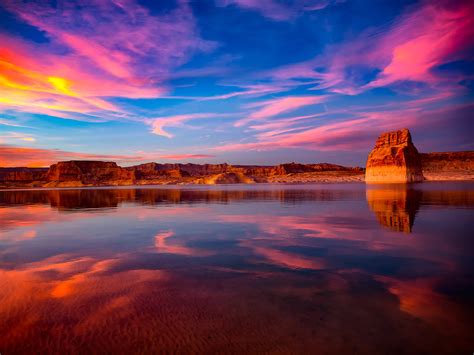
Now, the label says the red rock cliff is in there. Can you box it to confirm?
[46,161,134,187]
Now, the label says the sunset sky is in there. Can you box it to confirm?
[0,0,473,167]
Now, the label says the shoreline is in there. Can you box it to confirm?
[1,173,473,191]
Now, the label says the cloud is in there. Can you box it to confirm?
[214,98,474,154]
[199,84,289,101]
[365,2,474,88]
[0,144,215,167]
[154,230,211,256]
[235,95,326,126]
[0,0,213,120]
[265,1,474,94]
[214,106,424,152]
[147,113,222,138]
[217,0,333,21]
[157,154,215,160]
[0,132,36,143]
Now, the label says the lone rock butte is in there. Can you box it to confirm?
[366,128,424,183]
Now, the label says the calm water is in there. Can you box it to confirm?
[0,183,473,354]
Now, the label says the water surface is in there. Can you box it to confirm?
[0,183,473,354]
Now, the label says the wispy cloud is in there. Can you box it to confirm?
[217,0,334,21]
[146,113,223,138]
[0,144,215,167]
[0,132,36,143]
[215,106,425,152]
[235,95,326,126]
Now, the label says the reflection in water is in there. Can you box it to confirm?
[366,186,421,233]
[0,183,473,353]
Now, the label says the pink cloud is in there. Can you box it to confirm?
[235,95,326,126]
[265,1,474,93]
[154,230,212,256]
[147,113,221,138]
[366,2,474,88]
[157,154,215,160]
[0,144,214,167]
[215,107,422,152]
[0,0,213,120]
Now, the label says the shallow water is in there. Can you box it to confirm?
[0,183,473,354]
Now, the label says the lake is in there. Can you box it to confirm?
[0,183,473,354]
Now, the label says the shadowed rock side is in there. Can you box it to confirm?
[0,167,48,187]
[421,152,474,181]
[366,129,424,183]
[366,187,421,233]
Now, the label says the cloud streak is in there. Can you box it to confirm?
[147,113,225,138]
[0,144,215,167]
[217,0,333,21]
[235,95,326,126]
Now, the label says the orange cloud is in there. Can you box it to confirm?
[0,144,215,167]
[0,0,212,121]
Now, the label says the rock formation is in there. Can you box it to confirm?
[0,167,48,188]
[365,128,424,183]
[0,161,365,188]
[420,151,474,180]
[46,161,134,187]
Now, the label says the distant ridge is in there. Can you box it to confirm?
[0,161,364,188]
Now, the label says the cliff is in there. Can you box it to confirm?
[0,161,364,188]
[365,129,424,183]
[0,167,49,188]
[420,152,474,180]
[45,161,134,187]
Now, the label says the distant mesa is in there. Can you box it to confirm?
[0,160,365,188]
[365,128,424,183]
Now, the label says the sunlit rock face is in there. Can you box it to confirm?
[366,187,421,233]
[365,129,424,183]
[46,161,134,187]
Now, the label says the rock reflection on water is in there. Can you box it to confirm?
[0,183,473,354]
[366,186,421,233]
[366,184,474,233]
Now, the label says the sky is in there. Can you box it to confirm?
[0,0,473,167]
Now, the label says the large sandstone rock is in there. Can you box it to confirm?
[365,129,424,183]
